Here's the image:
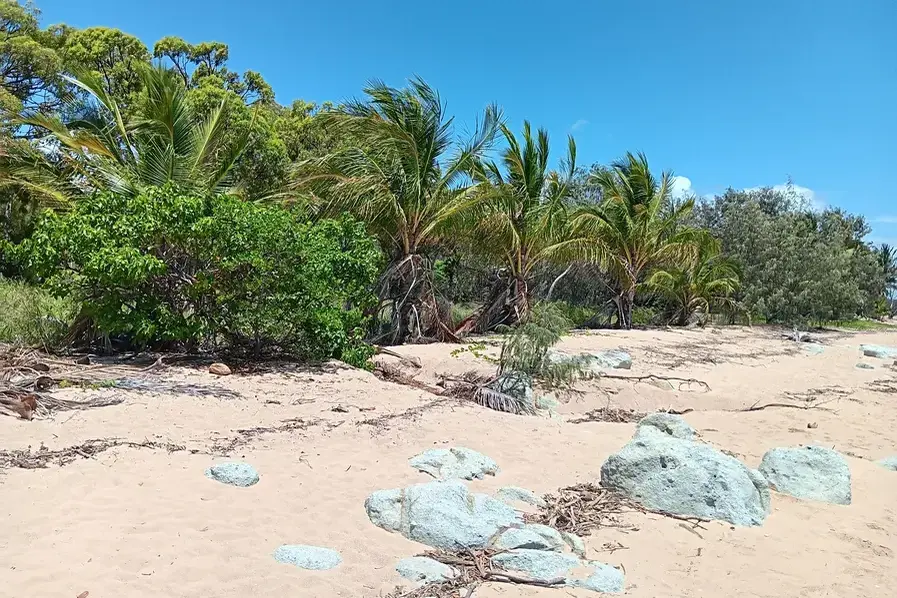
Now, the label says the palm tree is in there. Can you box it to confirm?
[645,235,740,326]
[573,152,701,329]
[294,77,500,343]
[0,64,251,203]
[463,122,579,331]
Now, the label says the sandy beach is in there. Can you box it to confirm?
[2,325,896,598]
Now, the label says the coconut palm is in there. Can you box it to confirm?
[463,122,580,331]
[294,77,500,343]
[0,64,251,204]
[574,152,702,328]
[645,235,740,326]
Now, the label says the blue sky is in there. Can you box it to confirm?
[36,0,897,242]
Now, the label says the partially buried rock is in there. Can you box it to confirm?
[365,480,521,549]
[877,456,897,471]
[637,412,696,440]
[600,423,770,526]
[273,545,342,570]
[860,344,897,359]
[205,462,259,487]
[496,486,546,508]
[856,362,875,370]
[804,343,825,355]
[590,349,632,370]
[492,549,624,594]
[409,447,499,481]
[759,446,851,505]
[395,556,456,584]
[209,362,232,376]
[493,523,565,551]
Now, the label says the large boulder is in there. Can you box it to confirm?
[365,481,521,549]
[860,344,897,359]
[273,545,342,570]
[409,447,499,481]
[759,446,851,505]
[395,557,455,584]
[204,462,259,487]
[877,456,897,471]
[492,549,624,593]
[600,424,770,526]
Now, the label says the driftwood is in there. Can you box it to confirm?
[374,346,422,369]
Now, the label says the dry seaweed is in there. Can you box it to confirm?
[0,438,189,469]
[569,408,646,424]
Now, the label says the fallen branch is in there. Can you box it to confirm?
[374,346,422,369]
[737,401,836,413]
[601,373,711,391]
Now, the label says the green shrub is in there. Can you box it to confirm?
[0,277,76,347]
[548,301,600,328]
[13,186,382,366]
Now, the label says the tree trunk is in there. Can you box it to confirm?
[546,265,573,301]
[617,288,635,330]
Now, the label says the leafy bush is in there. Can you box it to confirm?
[548,301,600,329]
[0,277,76,347]
[13,186,382,366]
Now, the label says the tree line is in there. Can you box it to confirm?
[0,0,893,360]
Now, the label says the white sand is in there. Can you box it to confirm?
[1,326,896,597]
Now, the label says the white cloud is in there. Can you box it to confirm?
[571,119,589,131]
[670,175,694,198]
[872,216,897,224]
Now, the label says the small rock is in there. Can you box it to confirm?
[759,446,851,505]
[365,481,521,549]
[860,344,897,359]
[493,524,565,551]
[32,362,50,372]
[568,560,625,594]
[209,362,232,376]
[536,394,560,411]
[492,549,579,582]
[876,456,897,471]
[637,413,696,440]
[409,447,499,481]
[395,556,456,584]
[273,545,342,570]
[496,486,546,508]
[807,422,818,429]
[560,530,586,558]
[804,343,825,355]
[492,550,624,593]
[856,362,875,370]
[204,462,259,487]
[590,349,632,370]
[75,355,91,365]
[648,378,675,391]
